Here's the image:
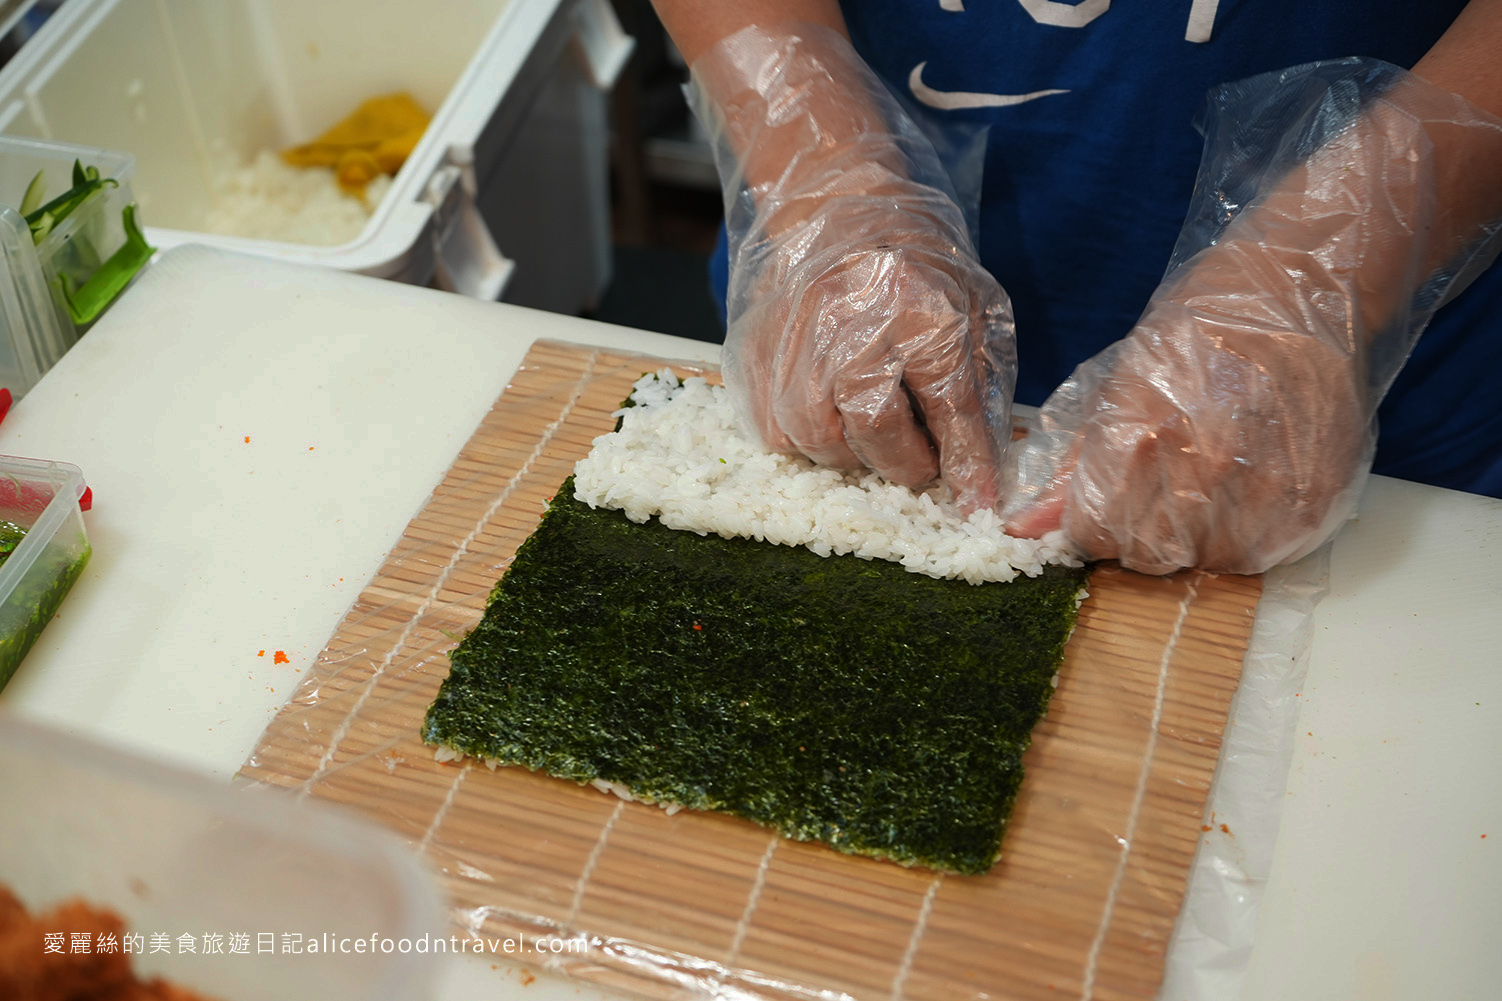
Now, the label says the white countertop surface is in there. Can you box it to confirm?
[2,246,1497,1001]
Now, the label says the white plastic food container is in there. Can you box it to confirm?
[0,0,631,313]
[0,714,447,1001]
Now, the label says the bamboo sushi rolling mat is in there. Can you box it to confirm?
[240,339,1263,1001]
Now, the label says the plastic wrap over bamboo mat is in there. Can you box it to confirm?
[239,339,1263,1001]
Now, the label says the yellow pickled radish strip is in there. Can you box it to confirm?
[335,149,381,194]
[373,129,424,174]
[281,92,430,194]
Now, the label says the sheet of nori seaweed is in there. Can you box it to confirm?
[423,478,1091,875]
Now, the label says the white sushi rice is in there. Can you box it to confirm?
[200,149,390,246]
[431,746,686,814]
[572,370,1081,585]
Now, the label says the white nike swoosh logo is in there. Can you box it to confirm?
[908,62,1069,110]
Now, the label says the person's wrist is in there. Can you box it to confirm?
[690,22,900,193]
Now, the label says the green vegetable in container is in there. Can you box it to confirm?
[0,521,28,567]
[16,159,154,325]
[23,160,113,243]
[0,536,90,691]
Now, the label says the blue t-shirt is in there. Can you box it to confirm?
[714,1,1501,496]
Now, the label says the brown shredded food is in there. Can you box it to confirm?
[0,886,221,1001]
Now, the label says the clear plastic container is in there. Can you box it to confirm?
[0,714,447,1001]
[0,201,72,400]
[0,136,150,398]
[0,455,91,689]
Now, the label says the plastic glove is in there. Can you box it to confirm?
[688,24,1016,513]
[1005,59,1502,575]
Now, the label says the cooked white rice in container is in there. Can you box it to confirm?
[201,150,389,246]
[572,370,1081,585]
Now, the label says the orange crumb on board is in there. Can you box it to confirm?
[520,971,535,986]
[243,436,250,443]
[1201,825,1213,832]
[1220,823,1231,835]
[273,651,290,664]
[257,650,265,657]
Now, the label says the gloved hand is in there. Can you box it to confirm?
[688,23,1016,513]
[1005,59,1502,575]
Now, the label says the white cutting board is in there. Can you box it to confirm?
[0,245,717,780]
[4,244,1500,1001]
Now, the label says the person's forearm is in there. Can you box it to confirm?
[1327,0,1502,330]
[1407,0,1502,275]
[1184,4,1502,347]
[656,7,905,232]
[650,0,847,64]
[1413,0,1502,119]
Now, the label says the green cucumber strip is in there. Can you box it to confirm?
[25,163,116,246]
[19,171,46,217]
[56,203,155,325]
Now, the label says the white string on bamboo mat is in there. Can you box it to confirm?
[726,835,780,968]
[1079,571,1206,1000]
[567,799,626,932]
[889,873,944,1001]
[295,350,601,799]
[418,760,472,853]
